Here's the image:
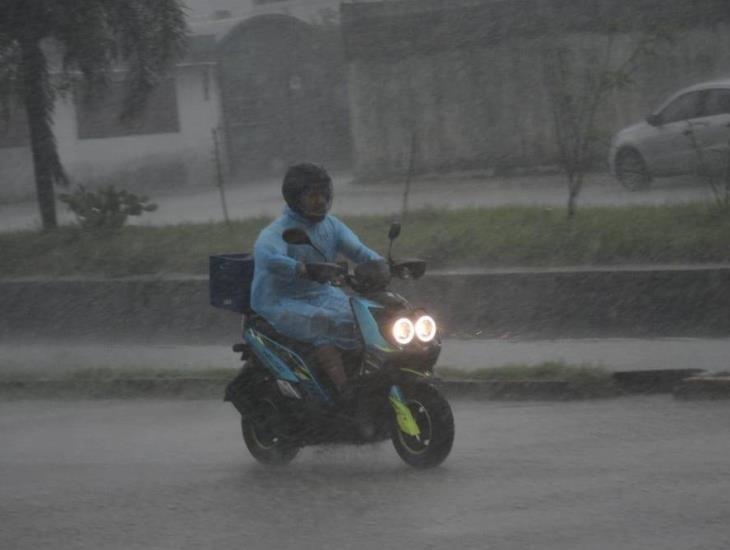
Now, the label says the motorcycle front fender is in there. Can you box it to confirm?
[388,385,421,437]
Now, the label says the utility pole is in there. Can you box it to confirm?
[212,127,230,224]
[401,130,417,221]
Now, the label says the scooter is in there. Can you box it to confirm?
[217,222,454,468]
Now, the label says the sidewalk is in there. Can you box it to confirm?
[1,337,728,376]
[0,171,717,232]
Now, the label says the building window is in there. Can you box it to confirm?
[0,105,30,149]
[75,77,180,139]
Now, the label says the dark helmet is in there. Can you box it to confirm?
[281,163,333,222]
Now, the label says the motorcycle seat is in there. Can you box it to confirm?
[244,313,315,358]
[243,314,362,378]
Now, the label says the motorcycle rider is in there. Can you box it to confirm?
[250,163,383,399]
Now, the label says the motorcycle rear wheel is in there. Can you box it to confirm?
[390,384,454,469]
[241,398,299,466]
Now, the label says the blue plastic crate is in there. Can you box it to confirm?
[209,254,255,313]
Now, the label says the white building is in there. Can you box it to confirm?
[0,0,345,201]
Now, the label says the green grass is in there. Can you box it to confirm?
[0,363,618,400]
[0,363,610,385]
[0,367,237,382]
[0,362,609,382]
[2,204,730,277]
[61,367,238,380]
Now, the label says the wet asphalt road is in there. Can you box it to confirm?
[2,396,729,550]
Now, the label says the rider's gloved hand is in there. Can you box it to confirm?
[297,262,330,284]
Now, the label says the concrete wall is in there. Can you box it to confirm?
[2,268,730,344]
[217,15,351,177]
[342,0,730,180]
[0,64,223,201]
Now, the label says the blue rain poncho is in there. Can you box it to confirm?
[251,207,383,349]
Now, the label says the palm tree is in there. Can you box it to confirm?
[0,1,187,230]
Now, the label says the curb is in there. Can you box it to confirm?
[611,369,706,394]
[0,378,225,400]
[436,379,620,400]
[5,267,730,342]
[673,376,730,400]
[0,370,721,401]
[0,377,618,401]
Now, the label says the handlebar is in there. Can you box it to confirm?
[303,259,426,293]
[390,259,426,280]
[303,262,347,285]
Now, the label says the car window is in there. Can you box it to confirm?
[702,89,730,116]
[659,91,703,123]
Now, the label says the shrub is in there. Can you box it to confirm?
[59,185,158,230]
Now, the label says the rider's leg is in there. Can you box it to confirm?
[313,345,347,393]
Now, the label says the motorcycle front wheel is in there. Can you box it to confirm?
[241,398,299,466]
[390,384,454,469]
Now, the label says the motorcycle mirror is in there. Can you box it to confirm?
[283,228,312,246]
[388,221,401,241]
[387,221,401,265]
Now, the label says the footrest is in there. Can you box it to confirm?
[232,343,250,360]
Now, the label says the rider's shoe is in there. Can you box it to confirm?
[335,382,356,408]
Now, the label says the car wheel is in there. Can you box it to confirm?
[615,149,651,191]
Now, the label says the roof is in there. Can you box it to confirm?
[680,79,730,93]
[188,16,250,41]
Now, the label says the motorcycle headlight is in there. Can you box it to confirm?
[415,315,437,342]
[392,317,415,345]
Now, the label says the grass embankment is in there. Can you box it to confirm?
[2,204,730,277]
[0,363,609,383]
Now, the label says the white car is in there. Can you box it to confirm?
[609,79,730,190]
